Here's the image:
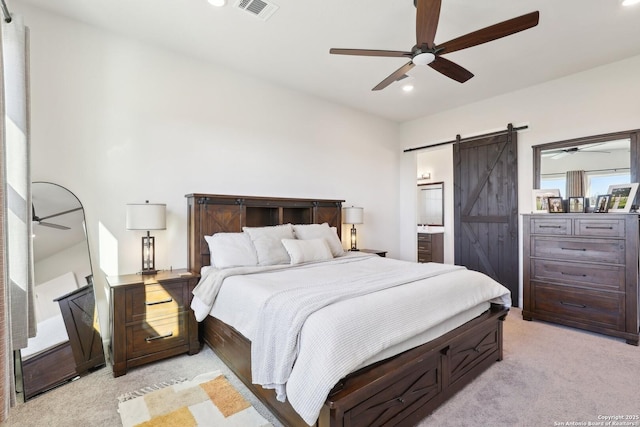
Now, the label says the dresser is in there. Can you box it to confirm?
[522,213,639,345]
[107,269,200,377]
[417,232,444,263]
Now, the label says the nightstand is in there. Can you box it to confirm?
[358,249,387,257]
[107,269,200,377]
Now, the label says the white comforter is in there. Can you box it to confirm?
[191,254,511,425]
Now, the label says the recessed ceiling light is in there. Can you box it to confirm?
[208,0,226,6]
[622,0,640,6]
[402,84,414,93]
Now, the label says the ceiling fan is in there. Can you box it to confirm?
[329,0,540,91]
[32,204,82,230]
[542,143,612,160]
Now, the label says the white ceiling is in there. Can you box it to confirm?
[14,0,640,122]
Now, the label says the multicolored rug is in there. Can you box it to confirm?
[117,371,273,427]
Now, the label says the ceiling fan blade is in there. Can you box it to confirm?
[428,56,474,83]
[37,221,71,230]
[372,61,415,91]
[38,206,82,222]
[329,48,412,58]
[436,11,539,56]
[415,0,442,49]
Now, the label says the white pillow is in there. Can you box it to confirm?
[204,233,258,269]
[293,223,345,257]
[281,238,333,265]
[243,224,295,266]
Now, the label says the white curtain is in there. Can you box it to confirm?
[1,14,32,415]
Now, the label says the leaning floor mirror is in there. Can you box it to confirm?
[18,182,105,401]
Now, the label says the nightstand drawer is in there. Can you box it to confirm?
[127,313,188,358]
[126,281,187,323]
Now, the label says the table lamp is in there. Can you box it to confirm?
[126,201,166,275]
[343,206,363,251]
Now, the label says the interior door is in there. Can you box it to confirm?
[453,128,519,305]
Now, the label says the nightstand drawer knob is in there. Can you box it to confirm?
[145,298,173,306]
[145,332,174,342]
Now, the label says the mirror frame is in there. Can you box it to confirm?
[417,182,445,226]
[533,129,639,203]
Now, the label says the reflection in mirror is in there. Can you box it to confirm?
[19,182,104,401]
[534,130,639,208]
[417,182,444,226]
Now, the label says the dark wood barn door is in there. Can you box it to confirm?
[453,127,519,305]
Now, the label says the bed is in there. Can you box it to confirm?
[186,193,510,427]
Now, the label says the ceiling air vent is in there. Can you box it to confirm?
[234,0,279,21]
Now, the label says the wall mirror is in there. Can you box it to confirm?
[19,182,104,400]
[533,130,639,207]
[417,182,444,226]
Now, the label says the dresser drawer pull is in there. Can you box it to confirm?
[560,247,586,251]
[585,226,613,230]
[560,301,587,309]
[539,225,562,229]
[145,332,173,342]
[560,272,587,278]
[145,298,173,306]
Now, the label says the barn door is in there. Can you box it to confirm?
[453,125,519,305]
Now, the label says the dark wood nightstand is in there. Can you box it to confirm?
[358,249,387,257]
[107,269,200,377]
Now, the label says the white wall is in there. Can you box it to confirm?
[17,4,400,339]
[399,54,640,306]
[34,241,92,287]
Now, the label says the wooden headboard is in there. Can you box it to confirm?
[185,194,344,273]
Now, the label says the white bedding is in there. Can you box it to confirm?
[21,315,69,359]
[191,253,511,425]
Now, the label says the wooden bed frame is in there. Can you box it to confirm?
[186,193,509,427]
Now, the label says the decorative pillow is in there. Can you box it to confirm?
[281,238,333,265]
[293,223,345,257]
[204,233,258,269]
[242,224,295,266]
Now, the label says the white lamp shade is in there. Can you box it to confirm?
[343,207,364,225]
[126,203,166,230]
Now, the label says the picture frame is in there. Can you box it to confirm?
[594,194,611,213]
[547,196,564,213]
[532,189,561,213]
[568,197,585,213]
[605,183,639,213]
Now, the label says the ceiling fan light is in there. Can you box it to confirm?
[412,52,435,66]
[208,0,226,6]
[402,84,414,92]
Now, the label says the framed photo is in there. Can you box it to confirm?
[547,197,564,213]
[594,194,611,213]
[568,197,585,213]
[532,189,561,213]
[606,183,639,213]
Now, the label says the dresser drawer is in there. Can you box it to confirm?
[126,281,187,323]
[530,218,572,235]
[574,218,625,237]
[530,259,625,292]
[531,236,624,264]
[127,313,188,358]
[418,233,433,243]
[531,283,625,330]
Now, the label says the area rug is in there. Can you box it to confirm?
[117,371,273,427]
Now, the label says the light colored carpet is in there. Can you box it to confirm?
[3,308,639,427]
